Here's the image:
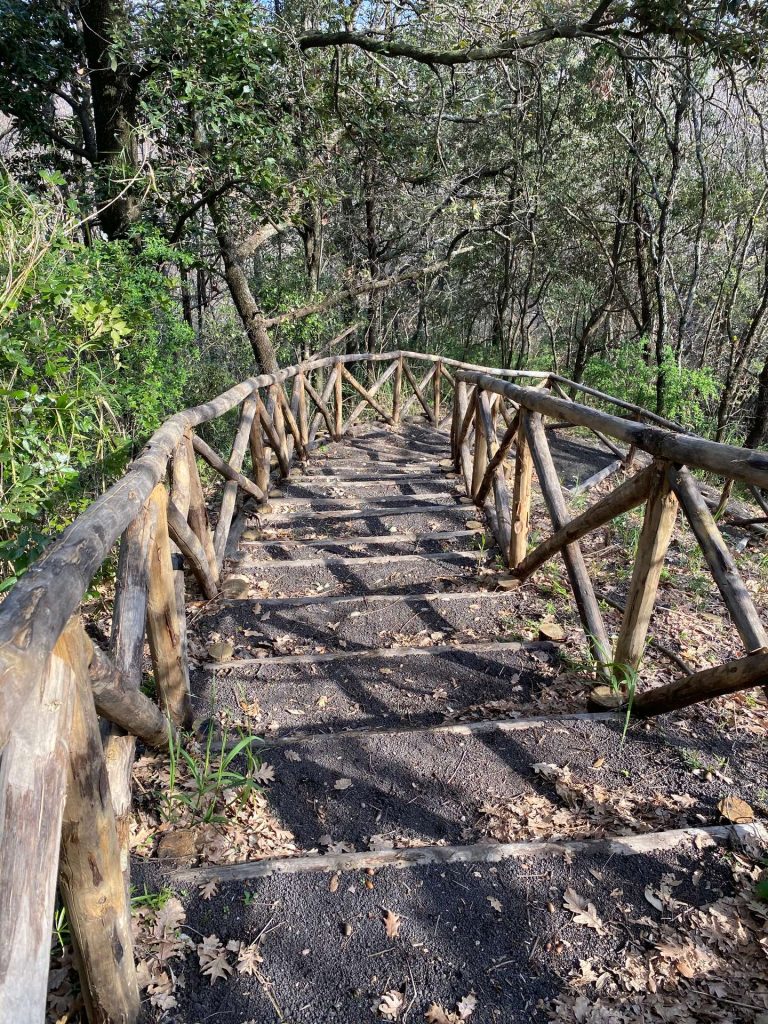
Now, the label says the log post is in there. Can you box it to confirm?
[451,380,467,466]
[434,359,442,423]
[104,501,157,892]
[476,411,519,506]
[308,367,338,443]
[248,401,270,496]
[90,645,174,750]
[0,623,78,1022]
[170,438,191,698]
[167,501,219,600]
[303,375,336,439]
[213,395,259,567]
[185,431,219,585]
[671,466,768,654]
[393,353,404,427]
[58,619,140,1024]
[146,483,193,729]
[192,434,265,502]
[258,396,290,478]
[510,417,533,568]
[614,462,679,672]
[334,360,343,439]
[296,370,309,446]
[523,410,610,666]
[268,385,290,475]
[471,391,488,499]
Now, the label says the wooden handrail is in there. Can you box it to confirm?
[1,343,765,1024]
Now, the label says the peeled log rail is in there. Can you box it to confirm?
[633,650,768,716]
[671,466,768,655]
[58,620,140,1024]
[456,370,768,491]
[185,432,220,583]
[514,463,657,583]
[145,484,193,729]
[344,359,399,432]
[213,395,260,567]
[90,646,173,749]
[402,360,437,423]
[524,410,610,665]
[340,363,395,424]
[476,411,519,506]
[614,464,679,671]
[192,433,266,502]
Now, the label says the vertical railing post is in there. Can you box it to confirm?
[434,359,442,423]
[105,501,157,894]
[334,359,343,439]
[249,397,270,496]
[185,431,220,583]
[59,620,140,1024]
[146,483,193,728]
[471,389,487,499]
[614,462,679,672]
[393,353,403,428]
[510,412,533,568]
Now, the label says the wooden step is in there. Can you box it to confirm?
[241,528,482,550]
[170,825,738,885]
[263,502,474,524]
[238,548,486,569]
[200,637,539,671]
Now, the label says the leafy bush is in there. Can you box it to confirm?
[0,172,195,590]
[583,339,718,432]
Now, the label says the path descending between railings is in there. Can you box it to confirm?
[146,419,763,1024]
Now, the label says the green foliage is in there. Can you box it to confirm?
[0,174,195,589]
[583,339,719,431]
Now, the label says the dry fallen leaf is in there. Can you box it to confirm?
[254,763,275,785]
[457,992,477,1019]
[198,880,218,901]
[377,989,404,1018]
[425,1004,458,1024]
[487,896,503,913]
[334,778,353,791]
[383,909,401,939]
[563,888,606,934]
[717,795,754,823]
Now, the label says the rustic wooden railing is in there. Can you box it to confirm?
[0,349,766,1023]
[451,369,768,711]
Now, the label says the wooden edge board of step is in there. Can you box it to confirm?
[241,529,483,550]
[283,475,445,487]
[170,824,752,885]
[236,588,520,610]
[240,549,489,569]
[202,637,549,671]
[264,494,463,509]
[263,503,474,523]
[244,711,623,747]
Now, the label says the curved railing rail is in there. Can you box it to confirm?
[1,348,766,1023]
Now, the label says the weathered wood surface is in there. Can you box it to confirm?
[145,484,193,729]
[173,826,732,885]
[334,361,343,439]
[524,410,610,665]
[341,364,394,424]
[58,621,140,1024]
[633,650,768,716]
[614,464,679,671]
[90,645,172,748]
[671,466,768,655]
[258,395,290,477]
[105,502,156,890]
[510,416,532,568]
[568,457,624,498]
[192,433,265,502]
[213,395,259,567]
[476,411,519,505]
[303,374,336,439]
[0,622,78,1023]
[248,406,270,495]
[457,370,768,490]
[185,432,220,584]
[393,353,404,427]
[514,463,656,582]
[471,392,489,498]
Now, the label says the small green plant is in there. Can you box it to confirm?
[681,749,704,771]
[164,721,264,824]
[51,904,70,954]
[131,885,175,911]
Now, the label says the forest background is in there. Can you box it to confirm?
[2,0,768,589]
